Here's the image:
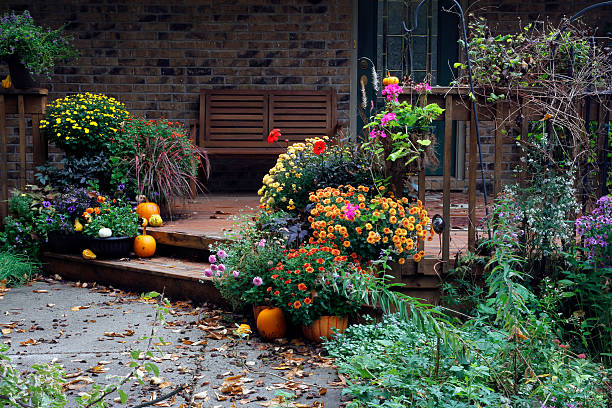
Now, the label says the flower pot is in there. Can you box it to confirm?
[252,305,267,322]
[302,316,348,343]
[86,236,134,259]
[5,55,40,89]
[45,231,86,254]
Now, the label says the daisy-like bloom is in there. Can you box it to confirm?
[313,140,327,155]
[97,196,105,203]
[293,301,302,309]
[268,128,281,143]
[253,276,263,286]
[297,283,307,291]
[304,297,312,305]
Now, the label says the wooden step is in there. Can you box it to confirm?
[41,253,225,305]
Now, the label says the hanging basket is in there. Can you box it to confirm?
[5,55,40,89]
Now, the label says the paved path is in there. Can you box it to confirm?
[0,279,345,407]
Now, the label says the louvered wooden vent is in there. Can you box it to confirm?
[198,89,336,155]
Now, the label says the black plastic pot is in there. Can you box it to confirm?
[5,55,40,89]
[87,236,134,259]
[45,231,86,254]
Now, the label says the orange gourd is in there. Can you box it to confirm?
[382,72,400,86]
[134,222,156,258]
[256,307,287,340]
[135,202,160,221]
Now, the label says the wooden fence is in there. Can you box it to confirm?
[0,88,48,222]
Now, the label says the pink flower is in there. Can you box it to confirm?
[232,270,240,278]
[414,82,432,94]
[559,344,568,349]
[343,203,358,221]
[369,129,387,139]
[257,239,266,247]
[210,264,218,271]
[576,353,587,359]
[218,263,226,272]
[382,83,402,102]
[204,269,213,277]
[208,254,217,263]
[253,276,263,286]
[380,112,397,126]
[217,250,227,259]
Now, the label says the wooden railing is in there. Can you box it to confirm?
[405,87,610,273]
[0,88,48,222]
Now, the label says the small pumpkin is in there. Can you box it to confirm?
[136,201,160,221]
[382,72,400,86]
[134,223,156,258]
[82,249,97,260]
[74,219,83,232]
[1,75,11,89]
[98,227,112,238]
[148,214,163,227]
[256,307,287,340]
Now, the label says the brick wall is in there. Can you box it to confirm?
[1,0,352,192]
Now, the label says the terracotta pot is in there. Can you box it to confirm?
[302,315,348,343]
[252,305,267,322]
[5,55,40,89]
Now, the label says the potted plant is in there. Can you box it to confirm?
[0,10,78,88]
[263,242,370,342]
[81,197,139,258]
[364,81,444,197]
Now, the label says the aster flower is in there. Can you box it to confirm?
[252,276,263,286]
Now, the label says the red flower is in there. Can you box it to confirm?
[273,290,280,295]
[304,297,312,305]
[266,286,272,292]
[268,128,281,143]
[314,140,327,155]
[293,301,302,309]
[576,353,587,359]
[297,283,307,291]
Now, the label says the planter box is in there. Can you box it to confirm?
[45,231,86,254]
[87,236,133,259]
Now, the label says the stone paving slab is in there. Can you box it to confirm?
[0,280,345,407]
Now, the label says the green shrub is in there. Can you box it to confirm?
[0,252,38,286]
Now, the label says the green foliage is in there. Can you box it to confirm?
[41,93,130,156]
[35,153,111,193]
[82,198,139,238]
[0,10,78,77]
[0,251,38,286]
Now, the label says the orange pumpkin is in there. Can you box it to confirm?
[256,307,287,340]
[302,316,348,343]
[382,72,400,86]
[134,223,156,258]
[135,202,160,221]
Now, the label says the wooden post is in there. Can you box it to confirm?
[18,95,26,190]
[468,104,477,252]
[442,95,453,272]
[494,102,506,197]
[519,110,529,188]
[0,95,7,222]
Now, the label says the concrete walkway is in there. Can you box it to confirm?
[0,279,346,407]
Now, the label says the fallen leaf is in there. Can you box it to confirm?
[63,376,94,391]
[88,365,110,374]
[71,305,91,311]
[32,289,48,293]
[192,391,208,400]
[19,338,40,346]
[1,328,11,335]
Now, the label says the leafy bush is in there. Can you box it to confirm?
[35,152,110,193]
[0,252,39,286]
[326,313,610,408]
[41,93,130,156]
[82,198,139,238]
